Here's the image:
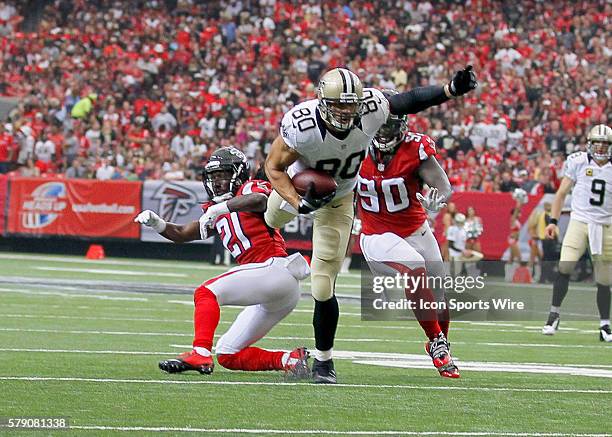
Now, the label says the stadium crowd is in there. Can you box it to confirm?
[0,0,609,193]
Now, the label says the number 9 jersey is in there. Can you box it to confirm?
[357,132,437,237]
[280,88,390,199]
[564,152,612,225]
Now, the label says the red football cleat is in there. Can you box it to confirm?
[283,347,310,379]
[425,333,460,379]
[159,350,214,375]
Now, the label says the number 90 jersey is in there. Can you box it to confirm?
[203,180,288,265]
[564,152,612,225]
[357,132,437,238]
[280,88,390,198]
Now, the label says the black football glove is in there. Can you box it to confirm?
[448,65,478,97]
[297,182,336,214]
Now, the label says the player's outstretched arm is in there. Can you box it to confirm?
[416,157,452,212]
[387,66,478,116]
[264,135,301,209]
[545,176,574,239]
[134,210,202,243]
[199,193,268,229]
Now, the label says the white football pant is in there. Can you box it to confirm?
[205,253,310,354]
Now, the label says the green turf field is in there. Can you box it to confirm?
[0,252,610,436]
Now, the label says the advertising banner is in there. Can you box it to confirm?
[0,174,7,235]
[140,180,212,243]
[433,191,543,259]
[7,177,141,239]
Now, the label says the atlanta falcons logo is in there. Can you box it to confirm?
[152,183,199,222]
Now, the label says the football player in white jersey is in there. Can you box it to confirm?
[264,66,477,383]
[543,124,612,342]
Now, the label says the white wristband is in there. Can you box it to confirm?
[213,201,230,215]
[152,219,167,233]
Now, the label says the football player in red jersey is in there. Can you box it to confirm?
[357,90,459,378]
[135,147,311,377]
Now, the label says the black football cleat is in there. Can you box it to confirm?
[312,358,337,384]
[600,324,612,342]
[159,350,214,375]
[542,312,560,335]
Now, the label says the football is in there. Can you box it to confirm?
[292,169,337,197]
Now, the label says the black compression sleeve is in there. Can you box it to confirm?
[387,85,449,115]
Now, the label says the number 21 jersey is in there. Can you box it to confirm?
[203,180,287,265]
[280,88,390,198]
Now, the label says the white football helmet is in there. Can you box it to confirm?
[317,68,364,132]
[587,124,612,163]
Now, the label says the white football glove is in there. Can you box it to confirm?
[416,188,447,212]
[199,201,230,229]
[134,210,166,233]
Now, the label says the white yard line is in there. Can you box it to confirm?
[34,266,187,277]
[0,376,609,395]
[0,324,605,350]
[0,288,148,301]
[0,253,212,271]
[57,426,611,436]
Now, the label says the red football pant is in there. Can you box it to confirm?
[385,262,442,340]
[192,285,220,351]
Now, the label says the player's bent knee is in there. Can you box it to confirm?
[311,274,334,301]
[558,260,577,276]
[194,285,217,303]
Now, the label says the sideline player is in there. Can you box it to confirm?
[264,66,477,383]
[542,125,612,342]
[135,147,312,375]
[357,96,458,377]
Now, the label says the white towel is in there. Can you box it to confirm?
[284,252,311,280]
[588,223,603,256]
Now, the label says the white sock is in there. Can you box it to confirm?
[194,347,212,357]
[340,257,351,273]
[550,306,561,314]
[600,319,610,328]
[314,348,332,362]
[281,352,290,366]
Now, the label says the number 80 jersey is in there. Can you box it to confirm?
[564,152,612,225]
[357,132,437,237]
[280,89,390,198]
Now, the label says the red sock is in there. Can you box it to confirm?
[217,347,284,371]
[192,285,220,351]
[385,263,442,341]
[438,305,450,338]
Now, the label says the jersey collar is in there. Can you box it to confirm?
[587,153,612,167]
[315,107,362,141]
